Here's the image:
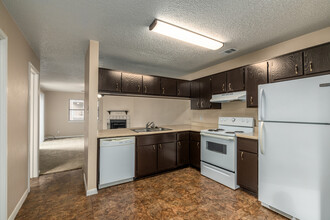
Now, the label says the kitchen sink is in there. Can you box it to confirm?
[131,127,172,133]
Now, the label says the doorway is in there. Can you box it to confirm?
[28,63,40,180]
[0,28,8,220]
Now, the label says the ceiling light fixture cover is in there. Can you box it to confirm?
[149,19,223,50]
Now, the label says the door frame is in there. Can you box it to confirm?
[28,62,40,185]
[0,28,8,220]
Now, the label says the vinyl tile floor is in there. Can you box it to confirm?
[16,168,287,220]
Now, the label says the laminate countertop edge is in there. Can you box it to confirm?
[97,124,215,139]
[98,124,259,140]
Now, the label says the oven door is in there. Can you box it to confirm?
[201,133,236,172]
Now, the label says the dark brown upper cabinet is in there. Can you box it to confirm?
[190,78,220,110]
[142,75,160,95]
[304,43,330,75]
[177,80,191,97]
[199,77,212,109]
[190,80,200,109]
[269,52,303,83]
[160,77,177,96]
[226,68,245,92]
[121,72,143,94]
[98,68,122,93]
[245,62,268,108]
[211,72,227,94]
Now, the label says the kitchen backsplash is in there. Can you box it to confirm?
[99,95,191,129]
[191,101,258,127]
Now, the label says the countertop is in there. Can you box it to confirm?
[97,124,216,139]
[236,127,259,140]
[98,124,259,140]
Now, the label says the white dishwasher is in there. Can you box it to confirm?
[99,136,135,189]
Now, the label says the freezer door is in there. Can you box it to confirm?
[258,74,330,123]
[258,122,330,220]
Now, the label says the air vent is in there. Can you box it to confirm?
[224,48,237,54]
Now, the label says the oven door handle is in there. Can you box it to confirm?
[201,133,234,141]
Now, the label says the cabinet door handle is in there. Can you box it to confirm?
[228,83,232,91]
[162,88,165,95]
[197,142,200,149]
[295,64,298,75]
[137,84,141,92]
[201,101,203,108]
[241,152,244,160]
[178,141,181,147]
[250,96,253,105]
[144,85,147,93]
[153,145,156,151]
[159,144,162,149]
[177,89,180,95]
[222,83,225,91]
[309,61,313,72]
[116,82,119,91]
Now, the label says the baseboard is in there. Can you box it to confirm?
[83,172,98,196]
[86,188,98,196]
[44,135,83,140]
[8,189,29,220]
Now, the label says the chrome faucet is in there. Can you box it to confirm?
[146,121,155,130]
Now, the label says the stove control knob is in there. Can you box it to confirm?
[232,118,236,122]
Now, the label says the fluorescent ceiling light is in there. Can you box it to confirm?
[149,19,223,50]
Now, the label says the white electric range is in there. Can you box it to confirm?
[200,117,254,190]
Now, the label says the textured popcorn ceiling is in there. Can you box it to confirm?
[3,0,330,92]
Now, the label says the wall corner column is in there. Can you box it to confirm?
[84,40,99,196]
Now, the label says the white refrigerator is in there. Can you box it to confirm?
[258,74,330,220]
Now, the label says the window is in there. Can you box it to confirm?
[69,99,84,121]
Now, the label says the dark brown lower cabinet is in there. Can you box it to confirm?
[158,142,177,171]
[136,144,157,177]
[177,140,189,167]
[190,141,200,169]
[190,132,201,169]
[237,137,258,194]
[136,133,177,178]
[136,132,202,178]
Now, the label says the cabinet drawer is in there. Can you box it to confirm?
[177,132,189,141]
[237,137,258,154]
[190,132,200,141]
[137,133,176,146]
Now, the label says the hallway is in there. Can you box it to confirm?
[40,137,84,174]
[16,168,285,219]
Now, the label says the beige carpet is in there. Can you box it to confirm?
[40,137,84,175]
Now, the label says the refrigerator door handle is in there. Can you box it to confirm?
[259,88,265,120]
[260,121,264,154]
[319,83,330,87]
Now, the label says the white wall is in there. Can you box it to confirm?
[0,1,40,217]
[44,91,84,137]
[39,91,45,142]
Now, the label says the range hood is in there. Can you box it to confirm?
[210,91,246,103]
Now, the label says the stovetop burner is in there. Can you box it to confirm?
[208,128,224,132]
